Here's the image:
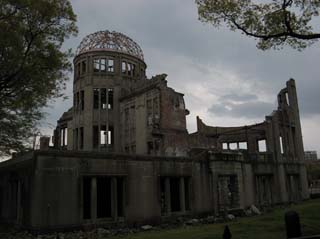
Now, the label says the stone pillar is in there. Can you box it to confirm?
[165,177,171,215]
[91,177,97,220]
[179,177,186,213]
[112,177,118,220]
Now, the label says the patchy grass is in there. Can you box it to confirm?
[109,199,320,239]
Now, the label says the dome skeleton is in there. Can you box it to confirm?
[76,30,144,61]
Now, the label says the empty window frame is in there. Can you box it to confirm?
[93,88,99,109]
[108,126,114,145]
[81,60,86,74]
[229,143,237,150]
[258,139,267,152]
[80,90,84,111]
[108,88,114,109]
[121,61,135,76]
[93,126,99,149]
[93,59,100,72]
[100,58,106,72]
[239,142,248,150]
[100,88,107,109]
[60,128,67,147]
[279,136,284,154]
[121,61,126,74]
[107,59,114,72]
[93,58,114,73]
[74,128,79,150]
[100,125,107,146]
[76,62,81,77]
[80,127,84,149]
[76,92,80,111]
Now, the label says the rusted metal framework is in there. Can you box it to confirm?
[76,30,144,60]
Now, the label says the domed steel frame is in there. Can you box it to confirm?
[76,30,144,61]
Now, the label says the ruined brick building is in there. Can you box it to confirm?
[0,31,309,231]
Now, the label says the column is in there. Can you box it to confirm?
[112,177,118,220]
[179,177,186,213]
[91,177,97,220]
[165,177,171,215]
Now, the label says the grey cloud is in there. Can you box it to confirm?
[209,100,275,119]
[220,93,258,102]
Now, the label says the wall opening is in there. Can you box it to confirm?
[184,177,190,211]
[229,143,237,150]
[80,127,84,149]
[93,126,99,149]
[239,142,247,150]
[117,177,124,217]
[100,88,107,109]
[97,177,112,218]
[93,88,99,109]
[258,139,267,152]
[279,136,284,154]
[83,177,91,219]
[108,88,114,109]
[80,90,84,111]
[222,143,228,150]
[108,126,114,146]
[170,177,181,212]
[100,125,107,146]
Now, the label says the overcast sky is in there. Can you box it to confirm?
[43,0,320,155]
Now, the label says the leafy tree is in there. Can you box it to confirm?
[0,0,77,156]
[196,0,320,50]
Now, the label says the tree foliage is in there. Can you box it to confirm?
[196,0,320,50]
[0,0,77,156]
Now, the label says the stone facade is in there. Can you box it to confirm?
[0,30,309,231]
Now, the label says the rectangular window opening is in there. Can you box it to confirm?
[108,126,114,145]
[222,143,228,150]
[108,88,114,109]
[117,178,124,217]
[184,177,190,211]
[93,126,99,149]
[122,61,126,74]
[239,142,248,150]
[80,127,84,149]
[93,88,99,109]
[100,125,107,146]
[80,90,84,111]
[280,136,284,154]
[100,58,106,72]
[108,59,114,72]
[100,88,107,109]
[258,139,267,152]
[229,143,237,150]
[81,61,86,74]
[170,177,181,212]
[93,59,100,72]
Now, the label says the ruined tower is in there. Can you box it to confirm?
[56,31,147,152]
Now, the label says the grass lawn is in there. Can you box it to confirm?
[109,199,320,239]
